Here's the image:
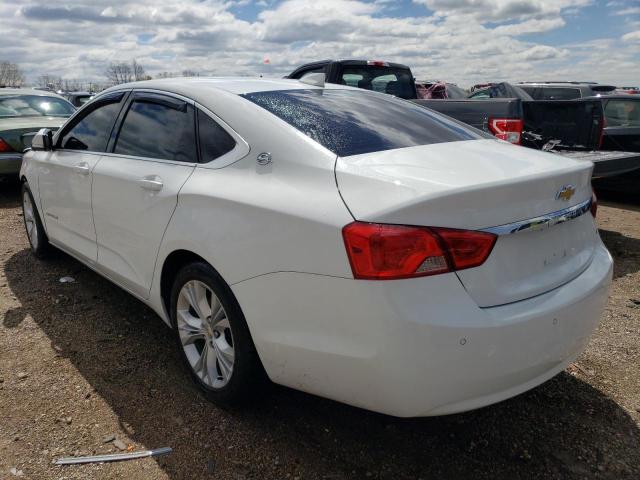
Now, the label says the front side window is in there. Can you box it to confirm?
[59,95,123,151]
[243,89,484,157]
[0,95,75,118]
[114,97,197,162]
[604,100,640,127]
[197,110,236,163]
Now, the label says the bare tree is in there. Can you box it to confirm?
[0,61,25,87]
[105,62,133,85]
[36,74,63,91]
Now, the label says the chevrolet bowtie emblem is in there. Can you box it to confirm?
[556,184,576,202]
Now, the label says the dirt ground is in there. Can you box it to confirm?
[0,178,638,480]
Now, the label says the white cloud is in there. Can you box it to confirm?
[621,30,640,42]
[0,0,637,87]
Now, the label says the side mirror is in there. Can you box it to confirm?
[31,128,54,151]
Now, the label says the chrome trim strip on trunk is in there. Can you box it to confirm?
[481,198,592,236]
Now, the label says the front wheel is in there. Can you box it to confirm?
[21,183,51,258]
[170,262,265,405]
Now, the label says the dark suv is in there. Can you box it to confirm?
[517,82,617,100]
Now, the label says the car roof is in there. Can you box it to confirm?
[517,82,614,88]
[0,88,68,99]
[584,94,640,100]
[102,77,355,96]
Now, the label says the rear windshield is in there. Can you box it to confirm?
[536,88,582,100]
[339,66,416,99]
[0,95,75,118]
[242,89,484,157]
[604,99,640,127]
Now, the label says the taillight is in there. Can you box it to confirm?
[488,118,523,144]
[342,222,497,280]
[590,192,598,218]
[0,137,15,153]
[367,60,389,67]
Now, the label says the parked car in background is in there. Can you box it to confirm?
[20,77,612,417]
[0,88,75,176]
[591,95,640,195]
[467,82,533,100]
[517,82,617,100]
[64,91,94,108]
[415,81,467,99]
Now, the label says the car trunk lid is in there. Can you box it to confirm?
[336,139,599,306]
[0,117,65,152]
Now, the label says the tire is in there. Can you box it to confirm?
[169,261,265,406]
[21,182,52,259]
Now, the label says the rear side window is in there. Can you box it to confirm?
[537,88,581,100]
[114,98,197,162]
[242,89,484,157]
[197,109,236,163]
[59,95,123,151]
[604,100,640,127]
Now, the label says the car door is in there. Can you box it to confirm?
[38,91,127,263]
[91,91,197,299]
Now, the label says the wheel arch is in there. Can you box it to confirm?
[159,249,210,323]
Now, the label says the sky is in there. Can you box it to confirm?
[0,0,638,87]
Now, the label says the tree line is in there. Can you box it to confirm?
[1,58,203,92]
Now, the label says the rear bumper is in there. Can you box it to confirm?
[233,243,612,417]
[556,150,640,179]
[0,153,22,175]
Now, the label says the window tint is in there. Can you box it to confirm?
[537,88,581,100]
[0,95,75,118]
[60,97,122,151]
[604,100,640,127]
[340,66,416,99]
[197,109,236,163]
[243,89,484,157]
[114,98,197,162]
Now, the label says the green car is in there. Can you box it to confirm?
[0,89,75,176]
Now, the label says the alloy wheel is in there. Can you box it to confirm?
[176,280,235,388]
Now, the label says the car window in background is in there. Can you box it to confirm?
[536,88,581,100]
[114,99,197,162]
[340,66,416,99]
[446,84,467,99]
[469,89,491,99]
[59,97,123,151]
[298,68,324,80]
[0,95,75,118]
[243,89,485,157]
[604,100,640,127]
[197,109,236,163]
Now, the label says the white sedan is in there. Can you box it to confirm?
[19,78,612,417]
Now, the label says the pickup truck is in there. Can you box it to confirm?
[288,60,640,178]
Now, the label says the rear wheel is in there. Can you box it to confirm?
[21,183,51,258]
[170,262,265,405]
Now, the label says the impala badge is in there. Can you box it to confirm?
[556,184,576,202]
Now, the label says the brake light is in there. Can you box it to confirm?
[488,118,523,144]
[342,222,497,280]
[0,137,14,153]
[367,60,389,67]
[590,192,598,218]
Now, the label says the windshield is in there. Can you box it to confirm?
[243,89,485,157]
[0,95,75,118]
[339,66,416,99]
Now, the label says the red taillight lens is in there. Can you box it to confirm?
[342,222,496,280]
[431,227,498,270]
[488,118,523,144]
[0,137,15,153]
[590,192,598,218]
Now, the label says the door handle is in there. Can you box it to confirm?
[137,176,164,192]
[72,162,91,175]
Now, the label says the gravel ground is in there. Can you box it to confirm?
[0,178,638,480]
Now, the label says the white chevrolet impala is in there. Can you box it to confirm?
[19,78,612,417]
